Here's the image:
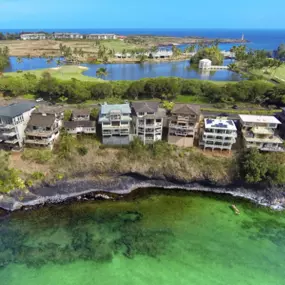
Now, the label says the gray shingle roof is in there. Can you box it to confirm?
[28,113,56,128]
[131,102,160,114]
[0,102,35,118]
[172,104,201,116]
[64,121,95,128]
[72,109,90,117]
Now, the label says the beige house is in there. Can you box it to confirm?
[86,34,117,40]
[20,33,46,40]
[239,115,284,152]
[25,113,61,150]
[168,104,201,147]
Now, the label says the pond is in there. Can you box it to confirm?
[4,57,241,81]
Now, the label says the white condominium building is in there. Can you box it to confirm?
[200,117,237,151]
[239,115,284,152]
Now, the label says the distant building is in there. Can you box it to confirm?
[0,102,35,150]
[64,109,96,135]
[239,115,284,152]
[20,33,46,40]
[199,59,212,69]
[53,33,83,39]
[199,117,237,151]
[168,104,201,147]
[86,34,117,40]
[131,102,165,144]
[25,113,61,149]
[99,103,132,145]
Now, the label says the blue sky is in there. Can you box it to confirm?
[0,0,284,29]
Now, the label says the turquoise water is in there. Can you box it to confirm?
[0,189,285,285]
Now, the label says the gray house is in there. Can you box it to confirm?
[64,109,96,135]
[0,102,35,150]
[131,102,165,144]
[99,103,132,145]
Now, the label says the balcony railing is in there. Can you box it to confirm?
[0,124,15,130]
[169,124,195,130]
[5,138,19,144]
[25,139,51,145]
[26,127,59,137]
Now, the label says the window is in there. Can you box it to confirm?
[138,112,144,116]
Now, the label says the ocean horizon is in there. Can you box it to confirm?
[1,28,285,50]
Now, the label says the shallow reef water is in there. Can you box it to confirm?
[0,189,285,285]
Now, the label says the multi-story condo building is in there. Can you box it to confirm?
[99,103,131,145]
[25,112,60,149]
[168,104,201,147]
[239,115,284,152]
[0,102,35,150]
[199,117,237,151]
[131,102,165,144]
[20,33,46,40]
[86,34,117,40]
[64,109,96,135]
[53,33,83,39]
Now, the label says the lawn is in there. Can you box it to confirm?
[4,65,103,82]
[175,95,210,104]
[97,40,142,52]
[250,65,285,82]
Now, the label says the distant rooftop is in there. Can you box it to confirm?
[28,113,56,128]
[172,103,201,116]
[73,109,90,117]
[100,103,131,115]
[239,115,281,125]
[0,102,35,118]
[205,117,237,130]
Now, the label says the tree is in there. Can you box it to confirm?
[90,83,113,99]
[239,149,268,183]
[127,81,145,99]
[172,45,182,57]
[190,46,224,65]
[16,57,23,70]
[96,67,108,79]
[64,109,73,121]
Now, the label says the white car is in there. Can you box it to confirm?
[36,98,44,102]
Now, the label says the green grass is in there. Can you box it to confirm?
[175,95,210,104]
[4,65,104,82]
[99,40,143,52]
[248,65,285,82]
[22,94,36,100]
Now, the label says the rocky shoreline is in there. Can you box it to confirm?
[0,173,284,212]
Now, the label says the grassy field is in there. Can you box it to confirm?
[4,65,103,82]
[250,65,285,82]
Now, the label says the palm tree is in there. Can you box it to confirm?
[96,67,108,79]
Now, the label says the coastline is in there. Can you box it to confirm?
[1,173,284,212]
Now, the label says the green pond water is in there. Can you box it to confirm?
[0,189,285,285]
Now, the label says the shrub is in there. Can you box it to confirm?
[77,146,88,156]
[22,149,53,164]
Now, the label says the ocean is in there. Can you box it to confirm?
[0,189,285,285]
[1,28,285,50]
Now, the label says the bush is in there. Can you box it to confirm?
[31,171,45,180]
[22,149,53,164]
[77,146,88,156]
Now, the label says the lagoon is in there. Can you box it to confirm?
[0,189,284,285]
[4,57,241,81]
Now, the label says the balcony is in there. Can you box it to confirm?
[204,131,237,138]
[0,124,15,130]
[260,145,285,152]
[169,124,195,130]
[26,128,59,137]
[25,139,51,145]
[2,131,17,137]
[138,123,162,128]
[5,138,19,144]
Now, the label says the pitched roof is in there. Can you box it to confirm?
[172,104,200,116]
[0,102,35,118]
[64,121,96,128]
[72,109,90,117]
[100,103,131,115]
[131,102,160,114]
[28,113,56,128]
